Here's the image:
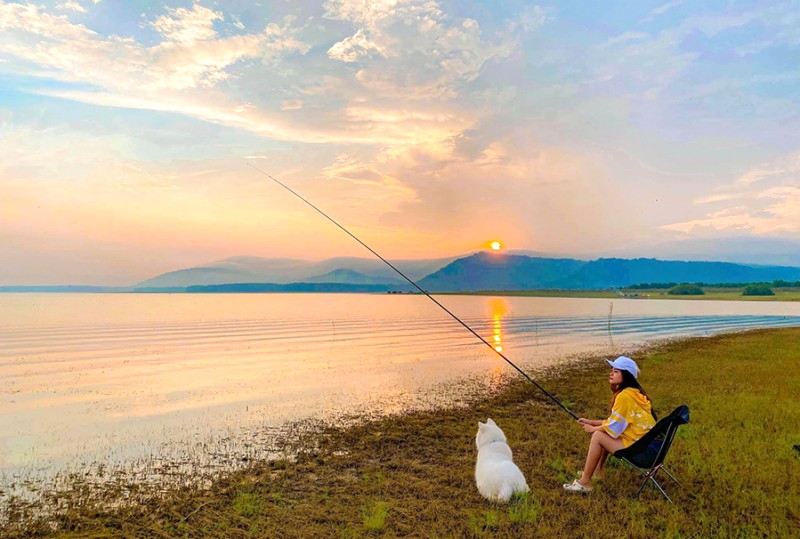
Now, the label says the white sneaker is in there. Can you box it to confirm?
[562,479,593,493]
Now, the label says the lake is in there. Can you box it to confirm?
[2,293,799,496]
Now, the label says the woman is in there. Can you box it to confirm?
[563,355,656,493]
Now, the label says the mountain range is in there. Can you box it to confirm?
[134,256,456,288]
[4,252,800,293]
[163,253,800,292]
[418,253,800,291]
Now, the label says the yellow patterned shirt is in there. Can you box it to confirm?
[602,388,655,447]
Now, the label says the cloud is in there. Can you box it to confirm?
[152,3,222,44]
[328,28,386,62]
[323,0,416,27]
[111,162,181,193]
[37,86,469,148]
[309,130,639,254]
[6,0,799,277]
[694,192,745,204]
[324,0,515,100]
[519,4,547,33]
[321,153,417,205]
[663,150,800,236]
[0,3,309,93]
[262,16,311,60]
[602,32,649,47]
[57,1,87,13]
[736,151,800,186]
[732,4,800,57]
[0,2,94,40]
[0,1,483,149]
[639,0,685,23]
[593,8,767,100]
[0,123,358,283]
[0,3,254,91]
[280,99,303,111]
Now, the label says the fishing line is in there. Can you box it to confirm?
[248,163,579,420]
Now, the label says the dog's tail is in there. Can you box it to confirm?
[498,479,529,503]
[497,482,515,503]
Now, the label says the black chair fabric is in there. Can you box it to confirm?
[612,405,690,501]
[614,405,689,468]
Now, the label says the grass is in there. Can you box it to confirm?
[362,500,388,532]
[232,491,263,518]
[507,492,541,526]
[3,328,799,538]
[444,289,621,298]
[624,287,800,301]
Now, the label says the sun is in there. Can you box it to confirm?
[490,241,502,251]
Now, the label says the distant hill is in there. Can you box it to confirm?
[546,258,800,289]
[134,258,307,288]
[186,282,404,293]
[135,255,458,288]
[607,236,800,267]
[0,285,128,293]
[417,253,585,291]
[418,253,800,291]
[302,269,406,286]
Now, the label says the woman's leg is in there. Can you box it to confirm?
[594,448,608,479]
[579,431,624,488]
[579,448,607,479]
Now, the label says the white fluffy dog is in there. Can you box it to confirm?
[474,418,529,502]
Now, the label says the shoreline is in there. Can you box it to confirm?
[3,289,799,301]
[3,328,799,538]
[444,289,800,301]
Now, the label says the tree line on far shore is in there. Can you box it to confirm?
[626,280,800,296]
[628,279,800,289]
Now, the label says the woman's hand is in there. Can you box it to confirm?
[577,418,603,433]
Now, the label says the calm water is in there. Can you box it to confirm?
[1,293,799,493]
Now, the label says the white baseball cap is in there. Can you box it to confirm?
[606,355,640,379]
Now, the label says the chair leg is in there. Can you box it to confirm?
[635,467,656,497]
[636,465,674,503]
[649,476,673,503]
[661,466,681,487]
[636,476,649,498]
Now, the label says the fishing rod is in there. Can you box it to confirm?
[248,163,579,420]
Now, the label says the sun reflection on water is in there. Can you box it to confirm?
[486,298,510,387]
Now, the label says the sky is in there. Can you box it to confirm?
[1,0,799,285]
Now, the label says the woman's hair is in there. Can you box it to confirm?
[610,369,657,419]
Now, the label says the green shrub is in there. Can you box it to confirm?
[667,283,704,295]
[468,509,501,535]
[508,492,541,526]
[742,284,774,296]
[232,491,263,518]
[362,500,388,532]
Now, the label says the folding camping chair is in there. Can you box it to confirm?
[612,405,690,503]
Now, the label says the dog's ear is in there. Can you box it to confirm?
[487,418,496,425]
[477,421,485,429]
